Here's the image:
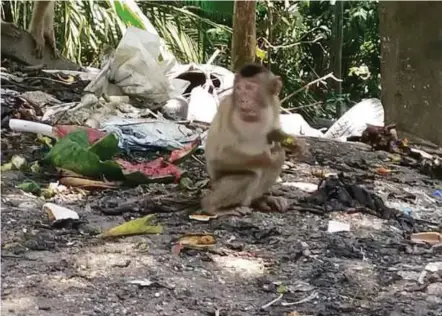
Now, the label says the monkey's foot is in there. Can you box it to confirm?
[254,196,289,212]
[1,22,21,38]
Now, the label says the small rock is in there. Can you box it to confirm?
[18,201,39,210]
[426,282,442,297]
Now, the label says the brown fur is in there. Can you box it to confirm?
[28,1,58,58]
[202,64,289,217]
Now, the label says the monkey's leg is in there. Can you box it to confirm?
[201,173,260,217]
[252,148,289,212]
[28,1,52,58]
[1,21,20,38]
[42,1,58,58]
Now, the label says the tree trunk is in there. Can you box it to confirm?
[380,1,442,145]
[331,1,344,117]
[231,0,256,72]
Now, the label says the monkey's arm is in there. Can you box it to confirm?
[211,145,276,170]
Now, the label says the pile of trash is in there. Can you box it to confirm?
[2,7,442,191]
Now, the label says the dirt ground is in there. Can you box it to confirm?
[1,65,442,316]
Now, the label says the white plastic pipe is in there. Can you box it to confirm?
[9,119,53,137]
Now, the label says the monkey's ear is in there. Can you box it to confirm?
[270,76,283,95]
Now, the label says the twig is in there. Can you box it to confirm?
[261,293,283,309]
[285,101,323,112]
[281,291,318,306]
[191,155,204,166]
[261,36,323,50]
[25,76,73,85]
[280,72,341,105]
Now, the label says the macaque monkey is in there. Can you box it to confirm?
[1,1,58,58]
[202,63,289,217]
[28,1,58,58]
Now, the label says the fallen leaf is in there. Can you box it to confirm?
[277,284,289,294]
[410,232,442,245]
[388,154,402,163]
[59,177,119,190]
[101,215,163,238]
[41,188,56,199]
[17,180,41,195]
[189,214,218,221]
[176,233,216,250]
[375,167,392,176]
[36,134,53,147]
[29,162,41,173]
[1,162,13,172]
[179,177,194,189]
[311,169,330,178]
[11,155,27,170]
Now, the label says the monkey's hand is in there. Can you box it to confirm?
[268,143,285,167]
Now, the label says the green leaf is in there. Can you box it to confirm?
[110,0,146,29]
[17,181,41,195]
[101,214,163,238]
[276,284,289,294]
[88,133,120,161]
[44,129,102,178]
[43,129,123,180]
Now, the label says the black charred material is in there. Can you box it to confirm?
[304,173,418,233]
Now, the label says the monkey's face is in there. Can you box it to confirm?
[233,76,269,122]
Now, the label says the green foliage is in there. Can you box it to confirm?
[43,129,123,180]
[3,0,380,121]
[254,0,380,121]
[183,0,234,24]
[2,0,230,65]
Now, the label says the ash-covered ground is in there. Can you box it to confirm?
[1,62,442,316]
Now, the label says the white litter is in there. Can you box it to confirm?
[282,182,318,193]
[327,220,351,233]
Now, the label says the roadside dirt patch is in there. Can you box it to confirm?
[2,132,442,316]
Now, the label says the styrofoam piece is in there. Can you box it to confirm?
[279,113,325,137]
[324,98,384,139]
[327,220,351,233]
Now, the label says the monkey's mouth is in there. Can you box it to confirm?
[240,112,260,122]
